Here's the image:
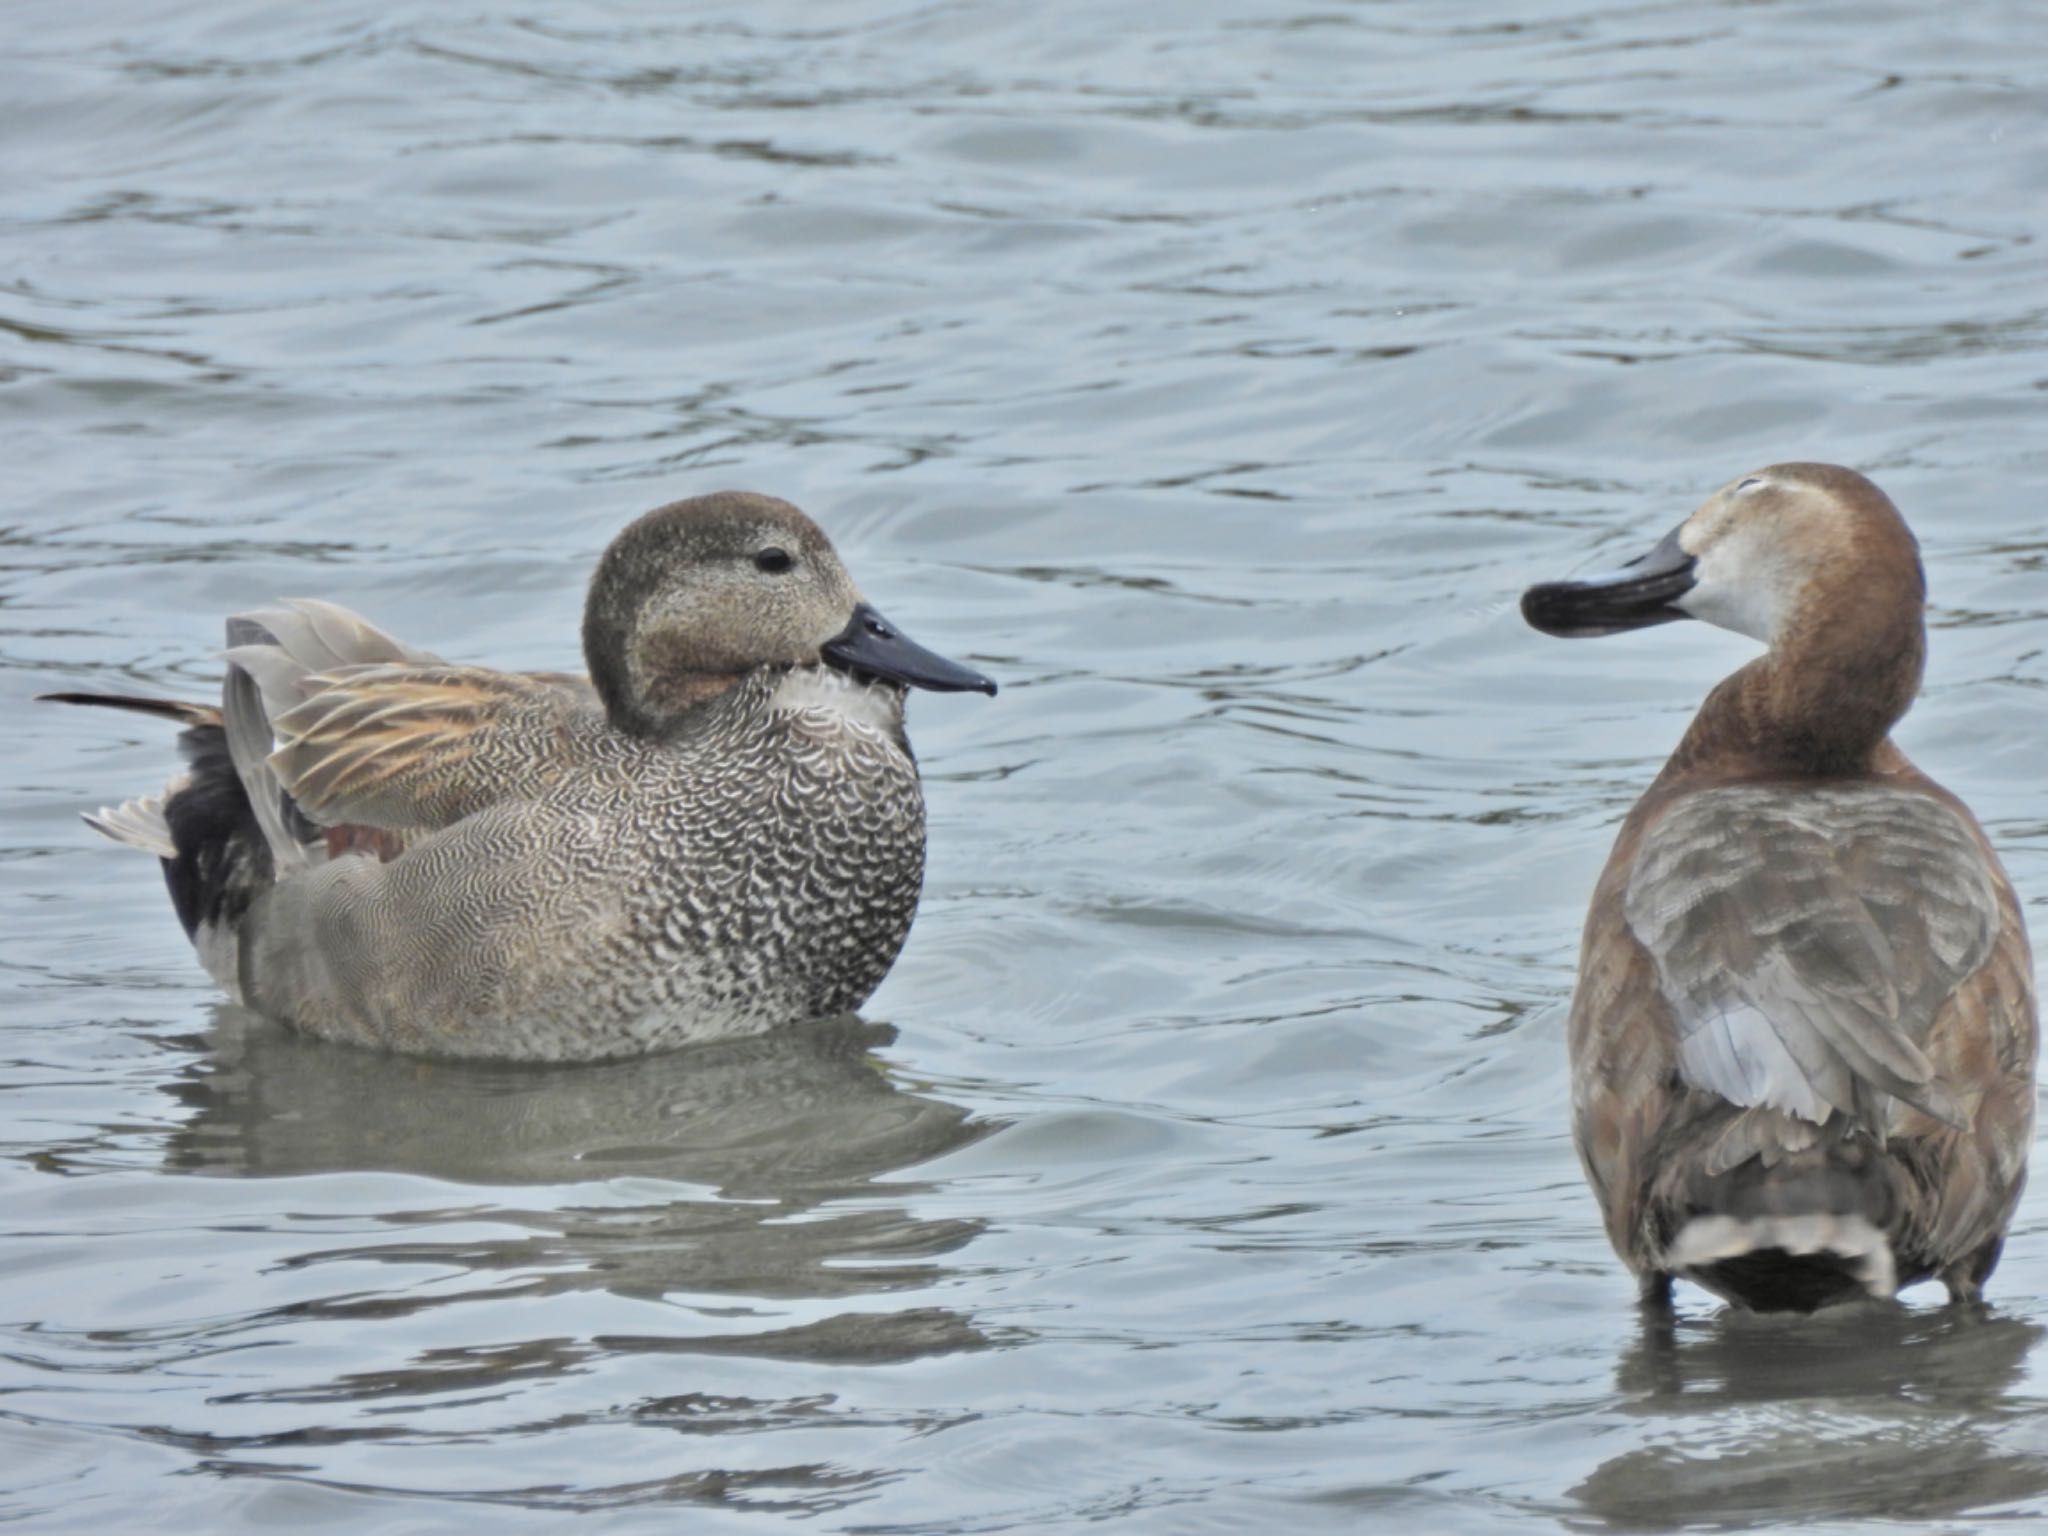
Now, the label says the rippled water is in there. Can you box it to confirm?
[9,1,2048,1529]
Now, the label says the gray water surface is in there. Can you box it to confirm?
[8,1,2048,1530]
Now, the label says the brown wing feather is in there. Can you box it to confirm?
[1904,868,2036,1274]
[268,665,607,832]
[1567,838,1680,1273]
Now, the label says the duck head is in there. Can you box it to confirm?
[583,491,996,737]
[1521,463,1924,648]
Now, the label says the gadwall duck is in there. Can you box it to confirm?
[1523,464,2036,1312]
[46,492,995,1061]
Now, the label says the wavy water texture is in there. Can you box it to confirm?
[6,0,2048,1531]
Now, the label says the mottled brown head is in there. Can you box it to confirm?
[584,491,994,737]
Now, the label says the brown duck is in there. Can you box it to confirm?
[1524,463,2036,1312]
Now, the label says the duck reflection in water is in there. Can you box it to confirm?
[1571,1305,2048,1530]
[160,1008,999,1361]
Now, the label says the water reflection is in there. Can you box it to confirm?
[160,1008,997,1336]
[1571,1305,2048,1530]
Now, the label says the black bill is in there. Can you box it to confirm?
[1520,525,1697,639]
[822,603,997,695]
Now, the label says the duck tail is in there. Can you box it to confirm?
[39,693,220,857]
[1653,1110,1902,1312]
[42,690,277,996]
[38,692,221,727]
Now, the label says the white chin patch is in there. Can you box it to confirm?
[772,667,902,733]
[1676,527,1790,644]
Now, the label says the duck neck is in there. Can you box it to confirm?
[1664,569,1926,782]
[583,608,754,739]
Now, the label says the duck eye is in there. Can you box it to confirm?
[753,547,795,574]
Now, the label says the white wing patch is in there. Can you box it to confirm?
[1673,1000,1832,1124]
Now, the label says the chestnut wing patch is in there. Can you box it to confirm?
[269,665,602,833]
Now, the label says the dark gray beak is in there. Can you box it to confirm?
[822,603,997,695]
[1521,525,1698,639]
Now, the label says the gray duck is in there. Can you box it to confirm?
[48,491,995,1061]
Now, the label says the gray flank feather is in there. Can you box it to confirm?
[223,614,313,873]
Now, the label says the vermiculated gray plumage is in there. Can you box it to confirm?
[238,668,930,1058]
